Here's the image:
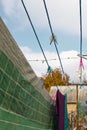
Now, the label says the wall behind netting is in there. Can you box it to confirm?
[0,51,54,130]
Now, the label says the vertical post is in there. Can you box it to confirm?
[76,84,79,130]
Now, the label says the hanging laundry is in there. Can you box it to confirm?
[64,94,69,130]
[56,90,65,130]
[54,90,69,130]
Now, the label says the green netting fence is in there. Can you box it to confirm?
[0,50,55,130]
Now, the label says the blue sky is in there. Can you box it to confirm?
[0,0,87,53]
[0,0,87,82]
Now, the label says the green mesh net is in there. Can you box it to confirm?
[0,51,54,130]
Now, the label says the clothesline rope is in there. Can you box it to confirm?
[27,56,79,63]
[42,0,64,75]
[21,0,59,88]
[21,0,49,68]
[79,0,84,83]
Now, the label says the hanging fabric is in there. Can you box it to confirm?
[55,90,65,130]
[64,94,69,130]
[54,90,69,130]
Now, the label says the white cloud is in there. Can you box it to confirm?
[1,0,87,37]
[60,50,79,58]
[20,46,87,83]
[0,0,29,29]
[0,0,16,16]
[20,46,31,54]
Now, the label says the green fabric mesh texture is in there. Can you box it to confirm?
[0,51,54,130]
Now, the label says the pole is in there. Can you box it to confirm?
[76,84,79,130]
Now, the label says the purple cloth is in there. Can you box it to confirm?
[56,90,64,130]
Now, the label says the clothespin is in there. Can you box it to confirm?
[79,58,84,69]
[47,66,52,73]
[50,34,57,44]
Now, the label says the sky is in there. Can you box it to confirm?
[0,0,87,83]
